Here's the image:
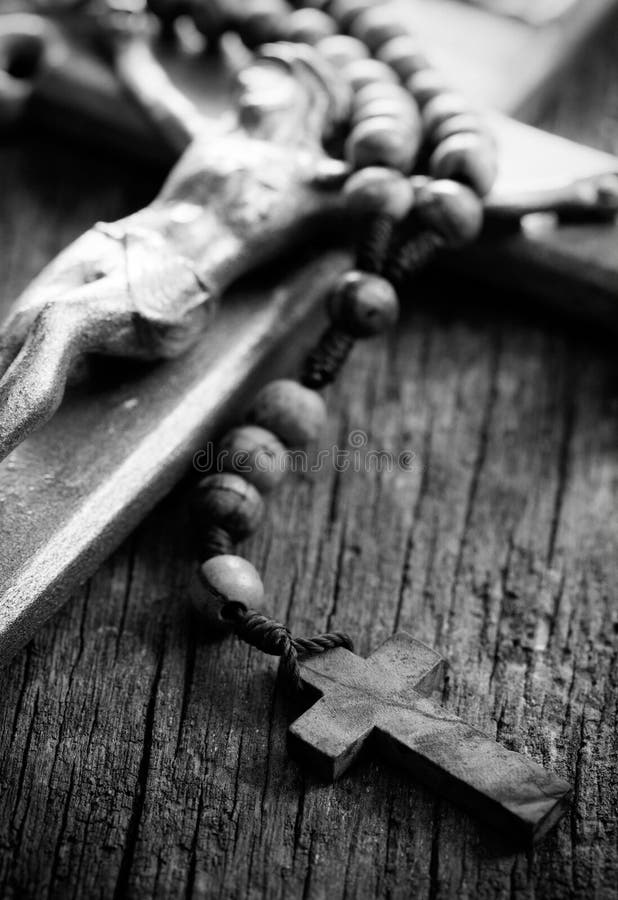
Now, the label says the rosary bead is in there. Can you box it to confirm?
[343,58,399,91]
[345,116,417,173]
[219,425,287,493]
[349,6,408,52]
[406,69,449,107]
[430,132,498,197]
[431,112,485,147]
[422,92,472,137]
[194,473,264,541]
[249,379,327,447]
[343,166,414,220]
[327,270,399,336]
[414,179,484,247]
[283,9,337,44]
[315,34,369,68]
[329,0,375,30]
[190,555,264,630]
[376,35,429,80]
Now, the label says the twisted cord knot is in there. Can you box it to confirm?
[384,229,445,292]
[355,214,396,275]
[227,607,353,693]
[202,525,233,560]
[302,326,356,389]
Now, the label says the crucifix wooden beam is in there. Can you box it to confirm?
[289,633,572,843]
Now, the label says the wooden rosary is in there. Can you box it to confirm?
[0,0,580,844]
[134,1,573,843]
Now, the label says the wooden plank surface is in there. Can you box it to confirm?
[0,19,617,900]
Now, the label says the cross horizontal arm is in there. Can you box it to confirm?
[378,692,571,843]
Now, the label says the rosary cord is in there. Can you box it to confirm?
[226,606,354,693]
[383,227,445,292]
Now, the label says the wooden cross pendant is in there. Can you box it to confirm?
[289,633,571,843]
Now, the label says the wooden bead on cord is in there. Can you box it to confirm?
[283,8,337,44]
[315,34,369,68]
[194,472,264,541]
[406,69,449,107]
[345,115,418,173]
[422,92,472,136]
[327,270,399,336]
[431,113,485,147]
[329,0,375,30]
[219,425,288,493]
[343,166,414,220]
[343,58,399,91]
[414,179,484,246]
[349,5,408,51]
[429,132,498,197]
[190,555,264,631]
[376,35,429,81]
[248,379,327,448]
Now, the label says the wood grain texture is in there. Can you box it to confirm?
[0,19,617,900]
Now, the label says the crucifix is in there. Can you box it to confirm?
[0,0,615,844]
[290,633,571,844]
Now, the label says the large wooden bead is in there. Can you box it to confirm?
[432,112,485,147]
[343,58,399,91]
[315,34,369,68]
[194,473,264,540]
[343,166,414,220]
[345,116,417,173]
[415,179,484,246]
[190,555,264,630]
[406,69,449,106]
[249,379,327,447]
[376,35,428,80]
[329,0,375,29]
[430,132,498,197]
[328,270,399,336]
[219,425,287,493]
[422,92,471,136]
[349,5,408,51]
[283,8,337,44]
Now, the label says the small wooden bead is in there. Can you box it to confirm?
[415,179,484,246]
[329,0,375,30]
[327,270,399,336]
[422,92,472,136]
[431,112,485,147]
[353,85,418,120]
[349,6,408,52]
[343,58,399,92]
[430,132,498,197]
[190,555,264,630]
[376,35,429,80]
[345,115,417,173]
[315,34,369,68]
[219,425,287,493]
[283,8,337,44]
[194,473,264,541]
[249,379,327,448]
[344,166,414,220]
[406,69,449,106]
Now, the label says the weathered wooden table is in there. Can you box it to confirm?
[0,22,616,900]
